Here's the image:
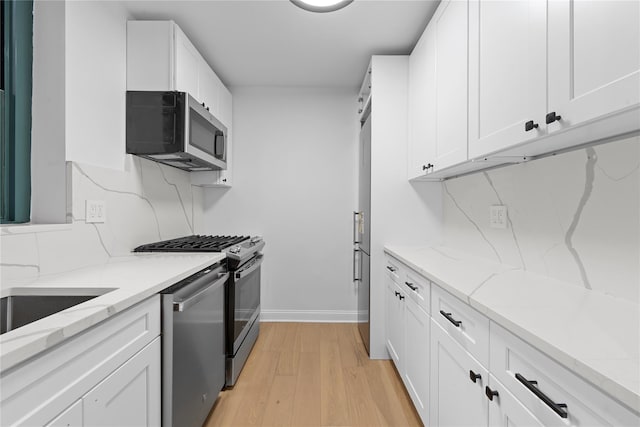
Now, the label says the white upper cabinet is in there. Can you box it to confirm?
[433,0,469,170]
[468,0,640,160]
[127,21,227,115]
[547,0,640,132]
[468,0,547,159]
[408,20,436,179]
[173,25,200,99]
[408,0,468,179]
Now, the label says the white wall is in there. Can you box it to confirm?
[203,87,360,321]
[65,0,131,171]
[443,134,639,303]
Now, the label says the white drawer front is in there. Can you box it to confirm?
[431,284,489,367]
[490,323,640,426]
[403,270,430,314]
[385,256,404,285]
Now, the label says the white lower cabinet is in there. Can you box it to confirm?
[487,374,544,427]
[45,400,83,427]
[1,296,161,427]
[384,251,640,427]
[385,256,430,425]
[404,298,429,422]
[430,319,488,426]
[83,337,161,427]
[386,273,405,370]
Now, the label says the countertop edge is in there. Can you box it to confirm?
[0,253,226,373]
[383,245,640,415]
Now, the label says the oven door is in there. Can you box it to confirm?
[228,254,263,355]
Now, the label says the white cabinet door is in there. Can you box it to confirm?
[487,375,545,427]
[547,0,640,133]
[217,85,233,186]
[430,320,489,427]
[386,277,405,371]
[408,21,436,180]
[468,0,547,158]
[408,0,467,178]
[45,400,83,427]
[174,26,200,101]
[83,338,161,427]
[404,298,429,423]
[433,0,468,170]
[198,60,220,116]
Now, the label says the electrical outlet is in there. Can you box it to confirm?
[490,205,507,229]
[86,200,106,223]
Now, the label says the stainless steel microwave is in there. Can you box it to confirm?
[126,91,227,172]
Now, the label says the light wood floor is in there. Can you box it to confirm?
[204,322,422,427]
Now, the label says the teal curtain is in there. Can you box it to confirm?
[1,0,33,224]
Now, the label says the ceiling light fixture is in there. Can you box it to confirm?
[290,0,354,13]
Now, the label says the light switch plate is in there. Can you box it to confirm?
[86,200,106,223]
[490,205,507,229]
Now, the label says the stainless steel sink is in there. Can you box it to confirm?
[0,290,113,335]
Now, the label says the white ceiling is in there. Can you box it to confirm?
[122,0,440,89]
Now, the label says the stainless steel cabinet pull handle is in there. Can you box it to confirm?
[516,373,568,419]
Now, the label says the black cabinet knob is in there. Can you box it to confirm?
[422,163,434,171]
[469,370,481,383]
[399,294,405,300]
[485,386,499,401]
[546,112,562,124]
[525,120,539,132]
[394,291,400,297]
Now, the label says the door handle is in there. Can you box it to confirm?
[174,272,229,312]
[353,211,361,244]
[353,248,361,282]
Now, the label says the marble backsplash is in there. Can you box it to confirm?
[443,134,639,303]
[1,156,204,285]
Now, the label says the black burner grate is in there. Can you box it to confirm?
[133,235,249,252]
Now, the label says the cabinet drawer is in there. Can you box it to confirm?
[403,270,430,314]
[431,284,489,367]
[490,323,639,426]
[385,256,404,285]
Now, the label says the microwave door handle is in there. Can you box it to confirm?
[174,272,229,312]
[236,255,264,280]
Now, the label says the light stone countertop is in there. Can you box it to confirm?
[384,245,640,414]
[0,252,225,372]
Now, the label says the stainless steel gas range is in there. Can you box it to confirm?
[133,235,264,427]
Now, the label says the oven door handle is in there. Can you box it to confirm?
[235,255,264,280]
[174,272,229,312]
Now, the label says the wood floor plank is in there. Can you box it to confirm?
[228,350,280,426]
[342,366,386,426]
[260,375,297,426]
[291,351,322,426]
[320,328,350,426]
[298,322,322,353]
[276,322,300,376]
[205,322,423,427]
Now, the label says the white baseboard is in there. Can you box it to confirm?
[260,309,358,323]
